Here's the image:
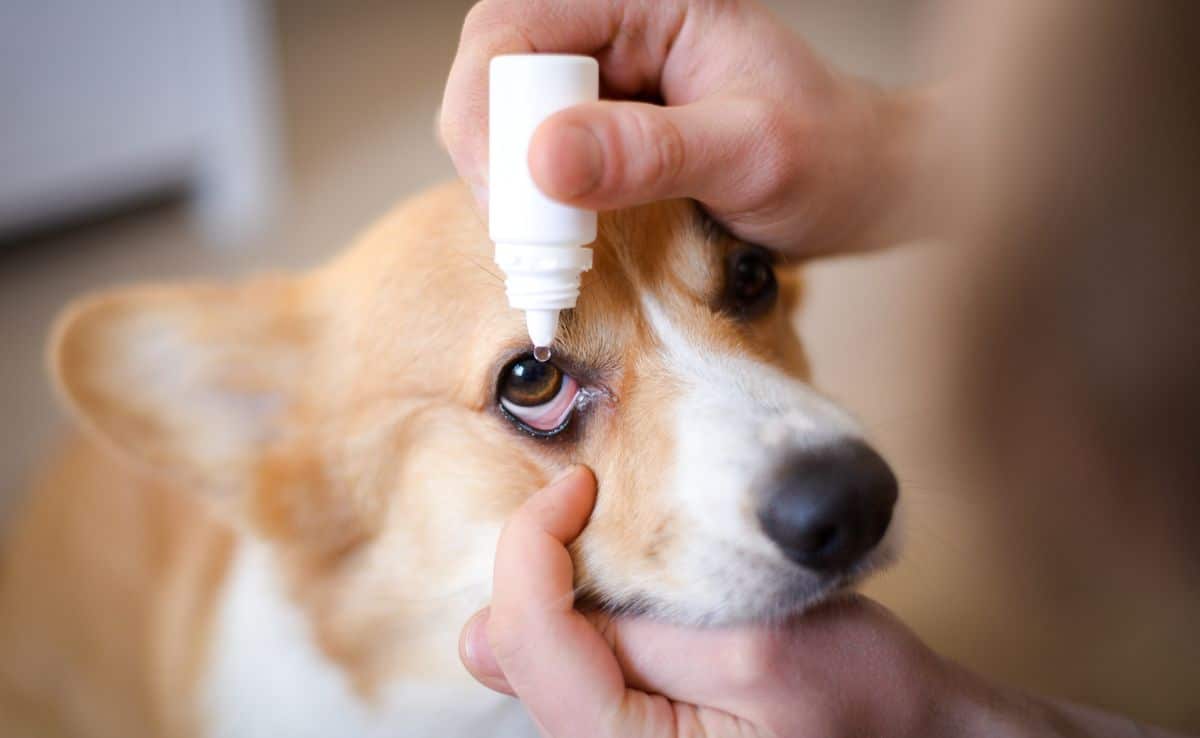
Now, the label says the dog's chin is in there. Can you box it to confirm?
[579,544,898,627]
[742,543,898,625]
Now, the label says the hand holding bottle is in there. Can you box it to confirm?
[441,0,931,256]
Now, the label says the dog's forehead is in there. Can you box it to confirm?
[557,198,726,355]
[333,183,721,314]
[594,198,723,294]
[323,184,730,403]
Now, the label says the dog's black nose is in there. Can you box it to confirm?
[757,439,898,572]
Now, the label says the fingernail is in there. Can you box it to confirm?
[462,609,502,679]
[536,124,603,199]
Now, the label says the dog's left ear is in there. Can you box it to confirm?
[50,277,322,508]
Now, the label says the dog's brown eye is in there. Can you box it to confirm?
[726,247,778,318]
[498,357,581,436]
[501,357,564,407]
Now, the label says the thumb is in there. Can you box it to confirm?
[529,98,790,215]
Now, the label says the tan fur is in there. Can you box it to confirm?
[0,439,232,738]
[0,181,813,736]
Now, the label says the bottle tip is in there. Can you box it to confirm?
[525,309,560,356]
[533,345,552,363]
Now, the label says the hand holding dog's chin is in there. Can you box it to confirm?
[457,466,1132,738]
[440,0,932,257]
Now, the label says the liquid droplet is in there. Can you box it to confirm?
[533,345,552,363]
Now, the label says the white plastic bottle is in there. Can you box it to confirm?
[489,54,599,360]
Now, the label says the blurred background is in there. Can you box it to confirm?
[1,0,1196,732]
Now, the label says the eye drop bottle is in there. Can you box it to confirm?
[489,54,599,359]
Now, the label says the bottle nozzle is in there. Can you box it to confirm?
[525,309,559,358]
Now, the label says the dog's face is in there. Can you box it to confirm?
[53,182,897,682]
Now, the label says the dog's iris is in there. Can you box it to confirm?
[502,358,562,406]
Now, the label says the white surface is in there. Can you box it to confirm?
[0,0,281,243]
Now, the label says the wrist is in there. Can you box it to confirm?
[923,658,1053,738]
[931,658,1185,738]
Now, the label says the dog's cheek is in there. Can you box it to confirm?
[249,446,381,556]
[569,452,686,613]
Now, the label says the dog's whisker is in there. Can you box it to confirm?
[444,246,506,286]
[467,259,505,285]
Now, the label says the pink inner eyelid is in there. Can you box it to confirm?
[501,375,580,430]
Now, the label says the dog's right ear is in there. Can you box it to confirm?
[49,277,323,511]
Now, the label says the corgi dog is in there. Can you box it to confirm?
[0,181,898,738]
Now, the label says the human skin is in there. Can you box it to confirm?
[440,0,932,256]
[458,468,1187,738]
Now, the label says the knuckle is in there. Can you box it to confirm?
[625,107,687,194]
[462,1,499,35]
[484,612,528,665]
[437,110,475,171]
[750,97,792,144]
[653,114,688,190]
[437,106,457,145]
[744,96,806,198]
[442,119,472,155]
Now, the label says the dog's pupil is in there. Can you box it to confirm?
[503,358,563,406]
[724,248,779,320]
[735,255,771,300]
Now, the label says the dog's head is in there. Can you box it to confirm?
[52,182,897,677]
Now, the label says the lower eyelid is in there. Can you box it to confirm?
[501,375,580,430]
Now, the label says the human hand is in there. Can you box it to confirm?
[459,466,979,737]
[441,0,930,256]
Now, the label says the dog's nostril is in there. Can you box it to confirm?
[757,439,898,573]
[800,523,839,558]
